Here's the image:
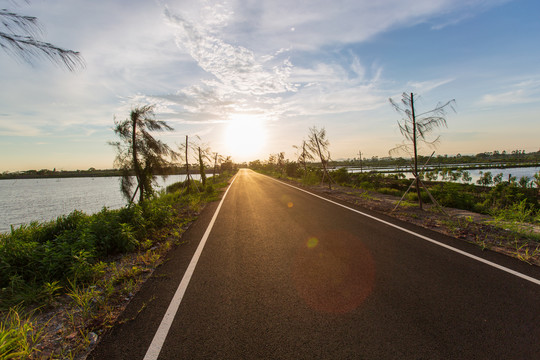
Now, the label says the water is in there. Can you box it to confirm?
[0,175,199,233]
[348,166,539,185]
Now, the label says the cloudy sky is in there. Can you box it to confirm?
[1,0,539,171]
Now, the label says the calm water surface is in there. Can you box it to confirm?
[349,166,539,184]
[0,175,197,233]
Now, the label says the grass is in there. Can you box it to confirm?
[0,171,234,359]
[0,308,43,360]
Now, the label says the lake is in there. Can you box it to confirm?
[0,175,199,233]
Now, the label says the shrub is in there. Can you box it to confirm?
[431,182,476,210]
[331,168,350,185]
[480,183,538,212]
[493,199,538,224]
[285,162,300,178]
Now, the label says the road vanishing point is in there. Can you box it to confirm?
[89,169,540,359]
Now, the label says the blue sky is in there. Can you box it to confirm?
[1,0,539,171]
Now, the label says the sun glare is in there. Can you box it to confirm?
[224,114,266,161]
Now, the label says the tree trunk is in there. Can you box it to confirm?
[213,153,218,183]
[302,141,308,175]
[185,135,190,189]
[132,116,144,203]
[411,93,422,210]
[198,147,206,187]
[314,133,331,189]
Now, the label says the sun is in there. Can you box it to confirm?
[224,114,266,161]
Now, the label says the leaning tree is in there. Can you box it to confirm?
[110,105,177,204]
[389,92,455,210]
[293,140,315,177]
[307,126,333,189]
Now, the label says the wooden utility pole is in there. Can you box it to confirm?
[358,150,363,173]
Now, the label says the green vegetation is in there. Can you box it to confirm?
[0,173,232,359]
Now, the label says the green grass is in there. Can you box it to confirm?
[0,308,43,360]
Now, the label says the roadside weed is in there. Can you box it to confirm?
[0,308,43,359]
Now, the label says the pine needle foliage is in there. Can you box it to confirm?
[0,3,84,71]
[110,105,177,204]
[389,92,455,209]
[307,126,333,188]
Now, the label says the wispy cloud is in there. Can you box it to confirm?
[285,58,386,117]
[130,1,299,127]
[407,78,455,94]
[478,78,540,106]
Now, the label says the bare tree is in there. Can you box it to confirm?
[389,92,455,209]
[293,140,314,176]
[307,126,333,189]
[0,3,84,71]
[110,105,176,204]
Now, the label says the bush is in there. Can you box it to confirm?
[302,170,321,185]
[285,162,300,178]
[431,182,476,210]
[479,183,538,213]
[331,168,350,185]
[493,199,539,224]
[0,199,173,300]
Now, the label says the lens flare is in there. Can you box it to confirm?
[306,237,318,248]
[293,231,376,314]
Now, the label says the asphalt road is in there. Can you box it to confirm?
[89,169,540,359]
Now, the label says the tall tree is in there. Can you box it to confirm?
[307,126,332,189]
[110,105,176,204]
[0,3,84,71]
[389,92,455,209]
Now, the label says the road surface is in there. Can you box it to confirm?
[89,169,540,359]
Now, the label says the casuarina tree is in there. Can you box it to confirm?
[0,2,84,71]
[110,105,177,204]
[389,92,455,209]
[307,126,333,189]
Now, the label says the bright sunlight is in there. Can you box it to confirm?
[224,114,266,161]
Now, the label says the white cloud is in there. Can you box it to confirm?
[478,78,540,106]
[407,78,455,94]
[215,0,510,51]
[285,60,386,117]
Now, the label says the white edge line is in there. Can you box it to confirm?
[143,175,238,360]
[263,174,540,286]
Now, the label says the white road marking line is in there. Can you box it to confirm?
[263,173,540,286]
[144,175,237,360]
